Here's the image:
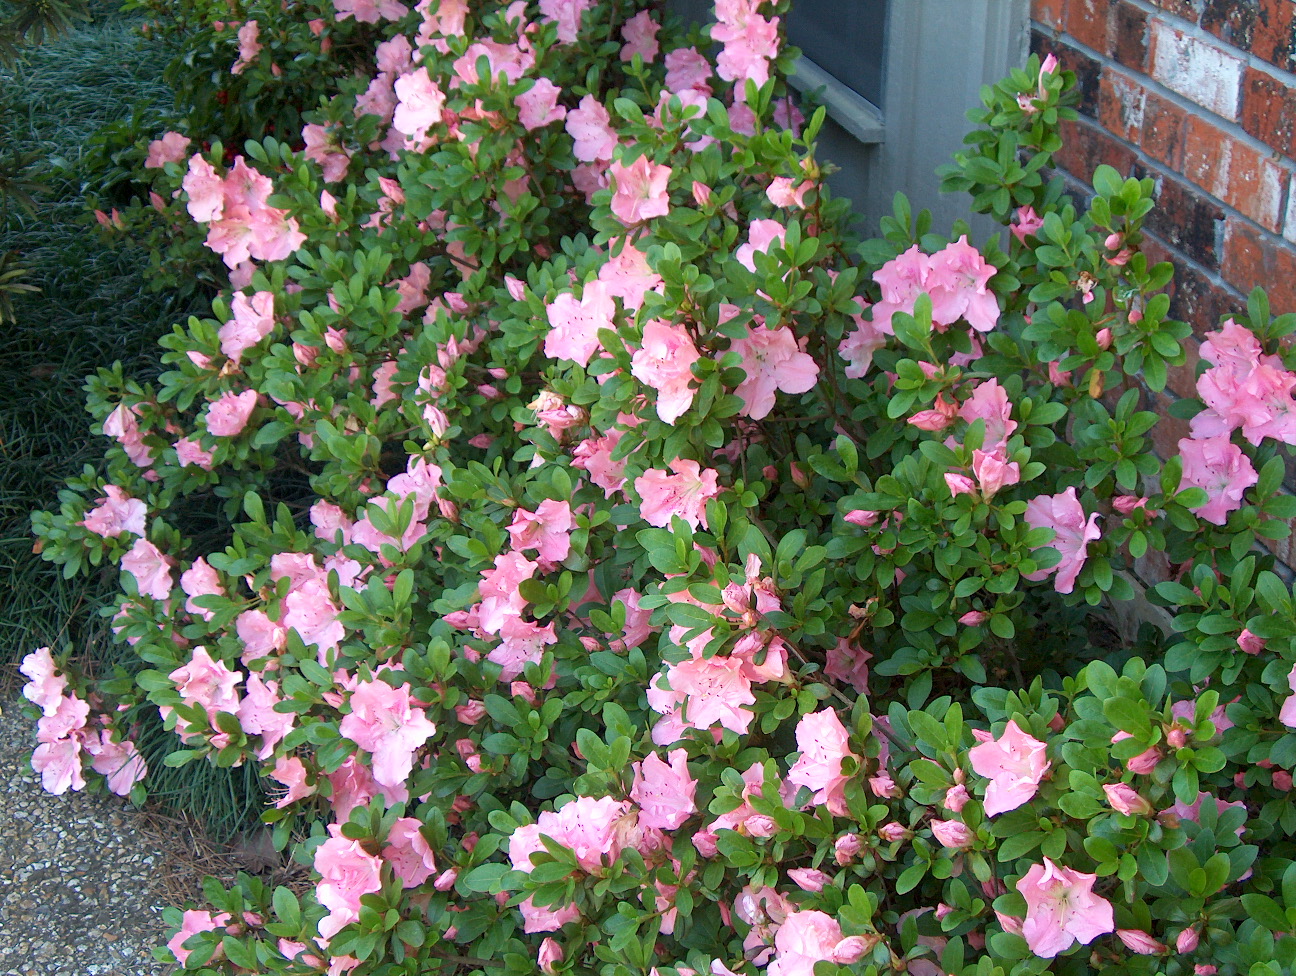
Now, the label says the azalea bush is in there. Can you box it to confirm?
[23,1,1296,974]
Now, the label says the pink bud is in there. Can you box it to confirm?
[957,611,988,626]
[843,509,879,527]
[746,815,778,837]
[834,833,861,865]
[1167,727,1187,749]
[1105,232,1123,250]
[463,831,479,852]
[1177,928,1199,953]
[1234,771,1247,789]
[538,938,563,974]
[762,465,779,480]
[511,681,538,704]
[1095,327,1112,350]
[1196,968,1218,975]
[944,473,978,498]
[790,463,810,489]
[1047,713,1066,732]
[1128,308,1144,324]
[434,868,459,890]
[877,822,908,843]
[934,903,954,921]
[831,937,871,965]
[869,771,901,798]
[1274,770,1293,792]
[1041,53,1059,75]
[692,181,712,207]
[1117,929,1166,954]
[787,868,830,892]
[1103,782,1153,816]
[1237,629,1265,654]
[929,818,975,850]
[944,783,970,812]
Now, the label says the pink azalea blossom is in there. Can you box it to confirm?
[1280,662,1296,728]
[167,910,231,967]
[517,78,567,130]
[219,290,276,362]
[566,94,618,162]
[786,708,857,816]
[507,499,574,563]
[393,68,446,140]
[339,677,437,788]
[282,578,345,655]
[314,823,384,941]
[768,910,865,976]
[1103,783,1152,816]
[231,20,261,74]
[121,538,175,600]
[20,646,67,716]
[383,817,437,888]
[631,320,700,423]
[926,236,1000,332]
[332,0,408,23]
[736,218,786,272]
[635,459,721,530]
[236,673,295,758]
[712,0,780,89]
[170,645,242,716]
[1022,486,1101,595]
[838,311,887,379]
[610,155,672,225]
[665,47,712,92]
[1177,435,1259,525]
[730,324,819,419]
[968,719,1050,816]
[538,0,594,43]
[180,556,225,621]
[207,389,258,436]
[545,281,614,367]
[630,748,698,829]
[145,131,191,169]
[621,9,660,61]
[488,616,557,682]
[597,242,662,310]
[648,654,755,741]
[85,731,148,795]
[80,485,147,539]
[31,736,85,794]
[176,437,215,470]
[478,550,538,634]
[1011,205,1045,243]
[1015,858,1114,958]
[824,639,871,694]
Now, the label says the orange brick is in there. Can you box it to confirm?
[1140,91,1187,168]
[1098,69,1146,142]
[1222,218,1296,316]
[1066,0,1113,52]
[1033,0,1066,31]
[1182,116,1287,231]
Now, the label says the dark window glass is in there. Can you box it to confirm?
[785,0,888,107]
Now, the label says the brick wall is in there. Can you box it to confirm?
[1030,0,1296,569]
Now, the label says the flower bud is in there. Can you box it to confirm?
[1117,929,1166,954]
[1103,782,1153,816]
[957,611,988,626]
[943,784,970,812]
[1274,770,1293,792]
[538,938,563,974]
[1237,628,1265,654]
[1105,232,1123,249]
[834,833,861,865]
[1095,327,1112,349]
[877,822,909,843]
[831,936,873,964]
[787,868,830,892]
[1167,727,1188,749]
[1177,928,1199,953]
[434,868,459,891]
[745,815,778,837]
[929,818,975,850]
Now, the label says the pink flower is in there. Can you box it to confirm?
[944,783,971,811]
[507,499,574,562]
[538,0,594,42]
[207,389,258,436]
[1015,858,1114,958]
[282,578,344,654]
[648,654,755,740]
[176,437,215,470]
[635,459,721,530]
[1177,435,1259,525]
[930,818,975,850]
[545,281,614,367]
[167,910,231,967]
[566,94,618,162]
[488,617,557,682]
[925,236,1000,332]
[959,378,1017,452]
[631,748,698,829]
[80,485,147,538]
[1117,929,1167,954]
[332,0,408,22]
[121,538,175,600]
[145,131,191,168]
[665,47,713,93]
[597,242,662,310]
[712,0,780,89]
[1011,205,1045,243]
[538,938,563,974]
[383,817,437,888]
[86,731,147,795]
[729,325,819,420]
[393,68,446,140]
[631,320,700,423]
[968,719,1050,816]
[736,218,786,272]
[610,155,672,225]
[824,639,871,695]
[620,10,660,61]
[1280,662,1296,728]
[339,678,437,788]
[315,823,384,941]
[219,290,276,362]
[767,911,861,976]
[231,20,261,74]
[1022,486,1101,594]
[181,556,225,620]
[31,737,86,795]
[838,312,887,378]
[517,78,567,130]
[786,708,857,815]
[787,867,831,892]
[236,673,294,758]
[20,647,66,716]
[170,645,242,715]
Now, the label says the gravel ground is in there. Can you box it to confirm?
[0,698,172,976]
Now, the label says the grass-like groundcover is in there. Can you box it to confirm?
[0,6,270,843]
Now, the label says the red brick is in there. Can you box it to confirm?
[1140,90,1188,168]
[1200,0,1261,51]
[1144,0,1201,23]
[1240,66,1296,158]
[1032,0,1066,31]
[1181,116,1287,231]
[1098,69,1146,142]
[1066,0,1113,52]
[1138,168,1225,269]
[1139,228,1243,337]
[1163,337,1202,401]
[1222,217,1296,315]
[1149,19,1244,120]
[1113,1,1150,69]
[1052,41,1103,118]
[1147,400,1194,460]
[1055,118,1138,183]
[1245,0,1296,73]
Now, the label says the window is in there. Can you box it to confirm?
[785,0,888,107]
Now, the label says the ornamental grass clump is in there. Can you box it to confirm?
[23,1,1296,973]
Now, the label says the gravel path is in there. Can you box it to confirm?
[0,699,172,976]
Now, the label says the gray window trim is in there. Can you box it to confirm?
[787,55,886,145]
